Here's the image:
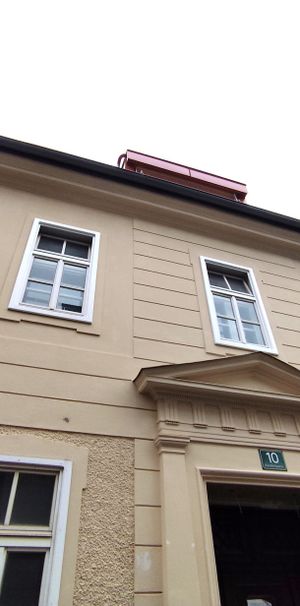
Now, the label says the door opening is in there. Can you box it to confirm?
[208,483,300,606]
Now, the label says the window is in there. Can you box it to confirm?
[201,257,277,353]
[0,456,71,606]
[9,219,100,322]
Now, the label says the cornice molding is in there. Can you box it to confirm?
[139,377,300,412]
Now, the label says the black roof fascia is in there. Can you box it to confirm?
[1,135,299,233]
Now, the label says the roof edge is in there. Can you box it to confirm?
[1,135,300,233]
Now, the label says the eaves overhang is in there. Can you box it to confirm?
[1,135,300,234]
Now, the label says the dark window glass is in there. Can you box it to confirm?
[65,241,89,259]
[0,551,45,606]
[227,275,250,293]
[208,272,227,288]
[37,236,64,254]
[11,473,55,526]
[0,472,13,523]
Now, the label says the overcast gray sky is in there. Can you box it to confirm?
[1,1,299,218]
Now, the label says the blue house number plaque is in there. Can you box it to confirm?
[259,449,287,471]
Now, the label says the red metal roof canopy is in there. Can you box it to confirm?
[118,150,247,202]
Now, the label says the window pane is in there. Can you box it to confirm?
[218,318,239,341]
[208,272,227,288]
[29,258,57,283]
[213,295,234,318]
[243,322,265,345]
[226,275,250,293]
[0,551,45,606]
[57,287,84,313]
[23,282,52,306]
[0,472,14,523]
[37,235,63,253]
[61,265,87,289]
[237,300,259,323]
[65,241,89,259]
[11,473,56,525]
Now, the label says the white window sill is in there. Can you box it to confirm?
[214,337,278,355]
[8,303,92,324]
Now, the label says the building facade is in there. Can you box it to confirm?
[1,138,300,605]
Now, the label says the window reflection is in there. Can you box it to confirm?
[247,599,272,606]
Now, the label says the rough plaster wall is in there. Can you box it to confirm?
[0,427,134,606]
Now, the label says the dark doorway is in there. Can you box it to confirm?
[208,483,300,606]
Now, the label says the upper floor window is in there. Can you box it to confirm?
[9,219,100,322]
[0,456,72,606]
[200,257,277,353]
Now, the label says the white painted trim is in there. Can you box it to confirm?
[200,255,278,354]
[46,461,72,606]
[0,537,51,547]
[0,454,72,606]
[0,548,5,593]
[247,266,278,353]
[8,218,100,323]
[199,467,300,484]
[0,454,69,468]
[4,472,18,525]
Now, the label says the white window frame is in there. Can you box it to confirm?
[9,218,100,323]
[0,455,72,606]
[200,256,277,354]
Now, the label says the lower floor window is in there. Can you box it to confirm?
[0,457,72,606]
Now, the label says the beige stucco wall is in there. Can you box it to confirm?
[2,153,300,604]
[133,217,300,366]
[0,426,134,606]
[1,169,300,375]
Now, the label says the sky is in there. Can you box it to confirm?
[1,1,300,218]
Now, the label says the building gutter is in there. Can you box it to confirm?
[1,135,299,233]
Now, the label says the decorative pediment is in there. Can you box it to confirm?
[134,353,300,444]
[135,352,300,401]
